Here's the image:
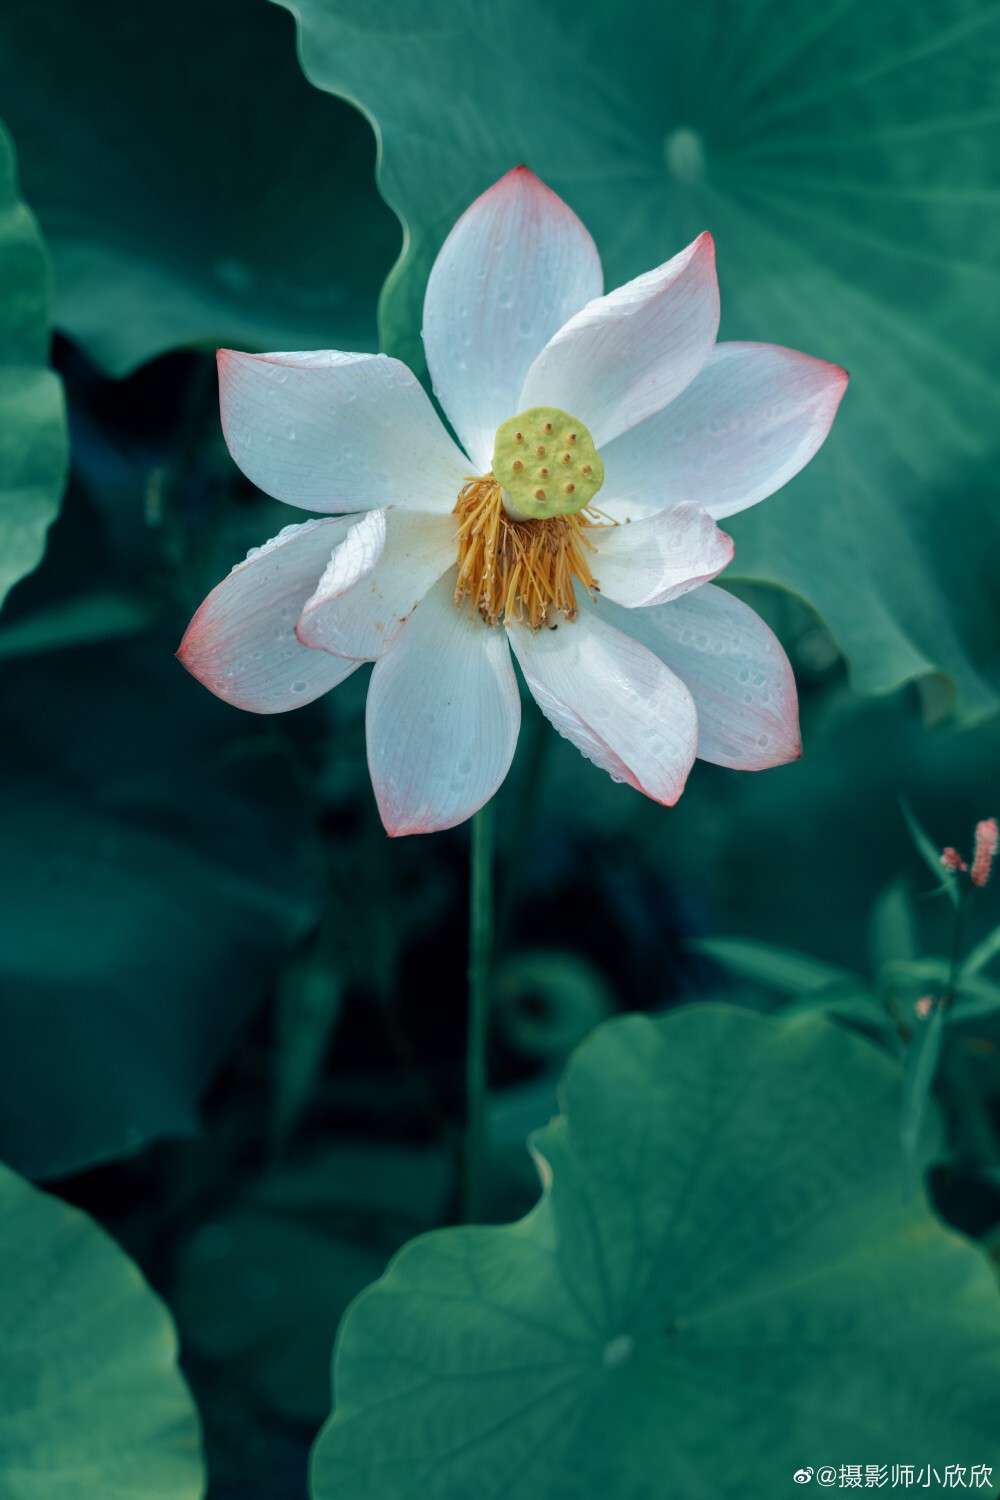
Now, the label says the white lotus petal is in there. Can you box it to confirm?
[177,519,359,712]
[601,341,849,520]
[507,604,697,805]
[600,585,800,769]
[366,575,520,835]
[298,508,457,661]
[422,167,603,472]
[520,233,719,448]
[591,504,733,608]
[218,348,469,513]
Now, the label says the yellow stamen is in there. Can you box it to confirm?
[453,475,611,629]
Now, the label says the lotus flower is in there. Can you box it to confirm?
[179,167,846,835]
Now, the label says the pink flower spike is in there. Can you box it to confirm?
[940,847,968,873]
[971,818,999,888]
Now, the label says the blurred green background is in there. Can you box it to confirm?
[1,2,999,1497]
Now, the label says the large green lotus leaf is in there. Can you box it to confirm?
[282,0,1000,721]
[0,1162,204,1499]
[0,0,399,376]
[0,121,67,609]
[311,1007,1000,1499]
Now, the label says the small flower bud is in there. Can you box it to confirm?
[914,995,935,1020]
[941,847,968,873]
[971,818,999,889]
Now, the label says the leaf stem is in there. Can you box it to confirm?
[943,890,968,1006]
[496,705,549,947]
[462,803,494,1223]
[900,886,970,1192]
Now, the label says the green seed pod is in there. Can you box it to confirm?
[492,406,604,519]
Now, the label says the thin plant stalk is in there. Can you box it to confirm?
[462,803,494,1222]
